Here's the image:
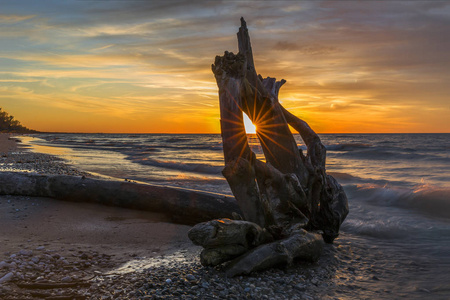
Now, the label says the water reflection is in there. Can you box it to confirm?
[108,251,191,275]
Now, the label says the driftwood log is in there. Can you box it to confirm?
[0,172,239,224]
[188,18,348,276]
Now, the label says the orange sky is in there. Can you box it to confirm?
[0,1,449,133]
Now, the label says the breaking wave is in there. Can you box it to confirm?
[346,183,450,219]
[341,183,450,242]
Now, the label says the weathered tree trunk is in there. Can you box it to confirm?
[0,172,239,224]
[189,18,349,276]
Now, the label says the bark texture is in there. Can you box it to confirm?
[189,18,349,276]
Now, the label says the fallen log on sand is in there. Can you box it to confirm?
[0,172,240,225]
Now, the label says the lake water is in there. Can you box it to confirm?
[19,133,450,299]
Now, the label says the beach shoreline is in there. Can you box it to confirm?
[1,134,327,299]
[0,134,337,300]
[0,133,202,298]
[0,134,337,299]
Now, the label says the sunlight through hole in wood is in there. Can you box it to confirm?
[243,113,256,134]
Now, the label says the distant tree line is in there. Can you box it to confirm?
[0,107,38,133]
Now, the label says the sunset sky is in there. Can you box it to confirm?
[0,1,449,133]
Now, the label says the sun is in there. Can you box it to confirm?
[243,113,257,134]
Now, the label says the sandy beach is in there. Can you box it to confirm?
[0,134,201,299]
[0,133,19,154]
[0,194,196,264]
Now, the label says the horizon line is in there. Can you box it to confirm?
[15,131,450,135]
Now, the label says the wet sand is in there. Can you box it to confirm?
[0,133,19,154]
[0,133,198,262]
[0,195,197,265]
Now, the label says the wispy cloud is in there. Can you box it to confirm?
[0,14,35,23]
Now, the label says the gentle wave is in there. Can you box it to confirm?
[128,157,223,175]
[342,219,415,239]
[341,216,450,240]
[329,148,448,163]
[346,183,450,219]
[326,143,372,151]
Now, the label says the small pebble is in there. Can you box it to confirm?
[186,274,196,282]
[61,276,73,282]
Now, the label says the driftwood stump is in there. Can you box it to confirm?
[189,18,349,276]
